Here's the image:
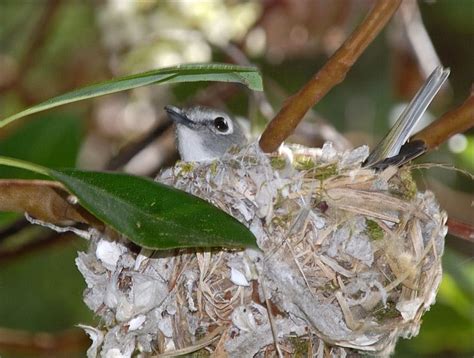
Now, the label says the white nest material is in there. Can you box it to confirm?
[76,142,447,357]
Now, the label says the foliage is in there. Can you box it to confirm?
[0,1,471,356]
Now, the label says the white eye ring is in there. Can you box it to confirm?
[213,116,233,134]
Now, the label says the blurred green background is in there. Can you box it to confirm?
[0,1,472,357]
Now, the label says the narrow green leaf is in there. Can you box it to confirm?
[0,63,263,128]
[0,156,49,177]
[48,169,257,250]
[0,156,257,250]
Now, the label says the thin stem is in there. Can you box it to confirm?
[411,90,474,150]
[0,156,49,176]
[447,218,474,243]
[0,326,88,354]
[106,118,172,170]
[259,0,402,153]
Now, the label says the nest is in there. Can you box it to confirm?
[76,142,447,357]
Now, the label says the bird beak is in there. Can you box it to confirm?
[164,105,195,127]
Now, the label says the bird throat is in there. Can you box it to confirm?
[176,125,215,162]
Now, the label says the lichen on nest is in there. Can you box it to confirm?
[76,142,447,357]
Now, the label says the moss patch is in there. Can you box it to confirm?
[373,301,401,322]
[365,219,384,241]
[178,162,195,175]
[270,156,287,170]
[313,163,338,181]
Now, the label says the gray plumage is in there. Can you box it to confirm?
[365,66,449,168]
[165,105,247,162]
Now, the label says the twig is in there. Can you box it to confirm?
[154,325,226,357]
[0,327,88,355]
[106,117,172,170]
[259,0,402,153]
[411,90,474,151]
[261,281,283,358]
[409,163,474,181]
[447,218,474,243]
[0,179,101,226]
[265,77,351,150]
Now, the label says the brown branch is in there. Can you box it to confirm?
[0,327,88,355]
[265,77,352,150]
[411,89,474,150]
[259,0,402,153]
[0,179,101,227]
[447,218,474,244]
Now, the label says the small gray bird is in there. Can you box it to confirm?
[165,105,247,162]
[165,67,448,165]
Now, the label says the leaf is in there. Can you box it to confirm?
[0,156,257,250]
[0,63,263,128]
[49,169,257,250]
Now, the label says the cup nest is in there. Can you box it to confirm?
[77,142,447,357]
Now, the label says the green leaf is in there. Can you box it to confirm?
[0,63,263,128]
[49,169,257,250]
[0,156,49,176]
[0,156,257,250]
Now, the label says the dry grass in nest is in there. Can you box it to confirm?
[75,142,446,357]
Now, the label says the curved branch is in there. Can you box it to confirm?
[0,327,88,355]
[0,179,101,226]
[259,0,402,153]
[447,218,474,243]
[411,89,474,150]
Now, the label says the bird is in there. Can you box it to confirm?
[165,105,247,162]
[165,66,449,167]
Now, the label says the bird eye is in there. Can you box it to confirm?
[213,116,229,132]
